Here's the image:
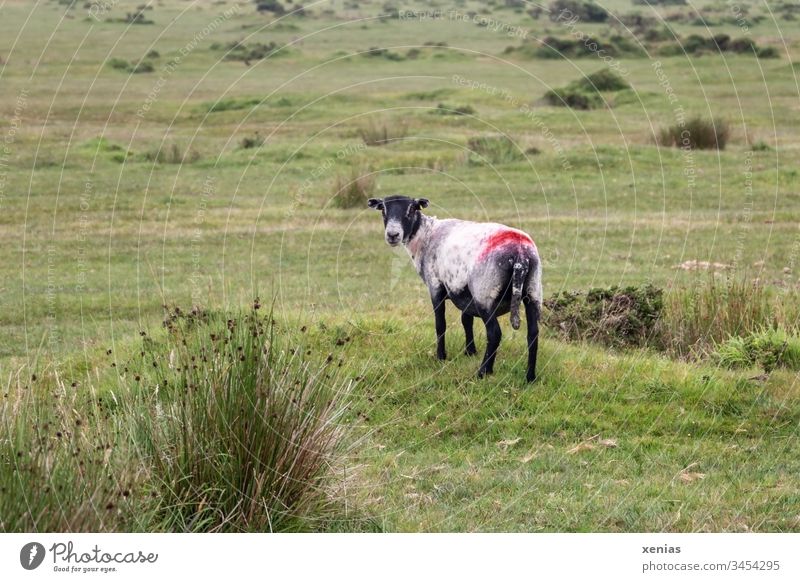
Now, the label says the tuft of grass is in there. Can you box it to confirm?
[205,96,262,113]
[715,327,800,372]
[659,276,800,358]
[332,164,376,209]
[127,307,353,532]
[466,135,526,165]
[0,368,144,532]
[239,132,266,150]
[657,116,730,150]
[431,103,476,116]
[358,118,408,146]
[142,143,200,165]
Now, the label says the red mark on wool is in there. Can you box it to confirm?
[478,229,535,260]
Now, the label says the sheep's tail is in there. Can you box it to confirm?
[510,258,529,330]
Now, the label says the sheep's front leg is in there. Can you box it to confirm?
[431,288,447,360]
[461,312,477,356]
[477,315,501,378]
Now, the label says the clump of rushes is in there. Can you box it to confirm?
[127,306,353,532]
[332,164,376,209]
[0,370,142,532]
[657,116,730,150]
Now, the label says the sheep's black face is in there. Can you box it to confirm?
[368,195,429,246]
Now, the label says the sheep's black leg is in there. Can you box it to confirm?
[523,297,540,383]
[431,288,447,360]
[461,312,477,356]
[477,315,501,378]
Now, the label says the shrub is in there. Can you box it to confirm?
[543,86,604,110]
[548,0,608,23]
[544,284,663,348]
[358,118,408,146]
[332,164,376,208]
[107,58,154,74]
[217,40,280,63]
[364,47,406,61]
[145,49,160,59]
[108,57,130,71]
[255,0,285,14]
[466,135,525,165]
[239,132,266,149]
[657,116,729,150]
[750,140,772,152]
[633,0,686,4]
[516,34,645,60]
[576,68,629,92]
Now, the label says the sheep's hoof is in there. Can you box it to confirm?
[477,368,492,379]
[465,346,477,357]
[436,352,447,361]
[526,373,537,384]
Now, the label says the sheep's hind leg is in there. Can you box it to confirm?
[461,312,477,356]
[523,296,540,383]
[477,315,501,378]
[431,287,447,360]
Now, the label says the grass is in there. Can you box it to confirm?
[2,0,800,532]
[466,135,526,165]
[332,163,376,209]
[358,118,408,147]
[1,307,360,532]
[657,116,731,150]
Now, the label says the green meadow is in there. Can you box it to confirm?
[1,0,799,532]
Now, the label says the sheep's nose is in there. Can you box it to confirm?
[386,232,400,245]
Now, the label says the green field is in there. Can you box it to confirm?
[1,0,799,532]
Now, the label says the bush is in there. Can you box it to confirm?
[633,0,685,4]
[255,0,285,14]
[548,0,608,23]
[576,68,629,92]
[107,58,154,74]
[529,35,644,59]
[543,86,604,110]
[657,116,729,150]
[217,40,280,63]
[544,285,663,348]
[358,118,408,146]
[466,135,526,165]
[332,165,376,208]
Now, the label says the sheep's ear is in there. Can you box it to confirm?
[415,198,429,209]
[367,198,384,210]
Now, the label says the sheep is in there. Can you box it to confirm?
[367,195,542,382]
